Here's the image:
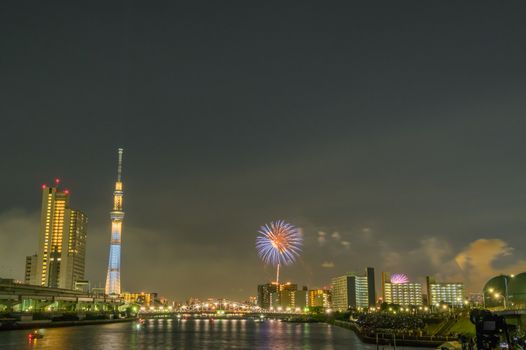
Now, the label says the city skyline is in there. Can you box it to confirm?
[2,1,526,301]
[2,147,526,301]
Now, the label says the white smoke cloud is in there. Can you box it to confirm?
[453,239,526,290]
[375,237,526,291]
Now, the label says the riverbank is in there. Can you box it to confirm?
[331,320,456,348]
[0,317,135,331]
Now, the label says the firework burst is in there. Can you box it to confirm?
[390,273,409,284]
[256,220,302,283]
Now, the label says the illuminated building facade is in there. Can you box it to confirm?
[335,275,368,310]
[273,284,308,310]
[105,148,124,295]
[121,292,158,306]
[426,276,464,307]
[258,282,307,310]
[244,296,257,306]
[308,289,332,308]
[382,272,423,306]
[331,269,373,311]
[31,183,87,289]
[257,282,279,309]
[74,280,90,293]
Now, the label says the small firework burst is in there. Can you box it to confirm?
[390,273,409,284]
[256,220,302,266]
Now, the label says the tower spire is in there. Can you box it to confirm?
[117,148,123,182]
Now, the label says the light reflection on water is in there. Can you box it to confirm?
[0,319,411,350]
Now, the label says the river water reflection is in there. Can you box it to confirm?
[0,319,424,349]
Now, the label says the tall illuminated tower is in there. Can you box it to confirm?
[105,148,124,295]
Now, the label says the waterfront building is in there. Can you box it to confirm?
[244,296,257,306]
[270,290,307,310]
[293,289,308,309]
[275,283,302,310]
[121,291,158,306]
[280,282,298,293]
[382,272,423,306]
[259,282,306,310]
[331,268,373,311]
[29,182,87,289]
[105,148,125,296]
[257,282,279,309]
[74,280,90,293]
[426,276,464,307]
[366,267,376,307]
[278,290,293,309]
[308,289,331,308]
[24,254,37,285]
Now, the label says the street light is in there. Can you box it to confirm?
[494,292,507,309]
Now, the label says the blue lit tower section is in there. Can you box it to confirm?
[105,148,124,295]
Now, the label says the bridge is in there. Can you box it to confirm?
[137,301,305,319]
[138,310,302,319]
[0,279,124,313]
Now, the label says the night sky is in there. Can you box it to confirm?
[1,1,526,301]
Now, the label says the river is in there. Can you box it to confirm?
[0,318,428,349]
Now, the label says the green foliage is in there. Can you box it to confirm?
[307,306,324,315]
[449,317,475,336]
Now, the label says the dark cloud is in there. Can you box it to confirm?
[1,1,526,300]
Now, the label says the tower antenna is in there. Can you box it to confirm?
[117,148,124,182]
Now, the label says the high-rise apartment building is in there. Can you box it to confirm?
[292,289,308,309]
[382,272,423,306]
[331,268,375,311]
[426,276,465,307]
[366,267,376,307]
[257,282,279,309]
[30,183,87,289]
[24,254,37,284]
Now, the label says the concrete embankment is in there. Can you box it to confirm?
[0,317,135,331]
[331,320,456,348]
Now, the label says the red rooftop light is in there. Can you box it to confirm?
[41,184,47,189]
[64,189,70,194]
[55,178,60,184]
